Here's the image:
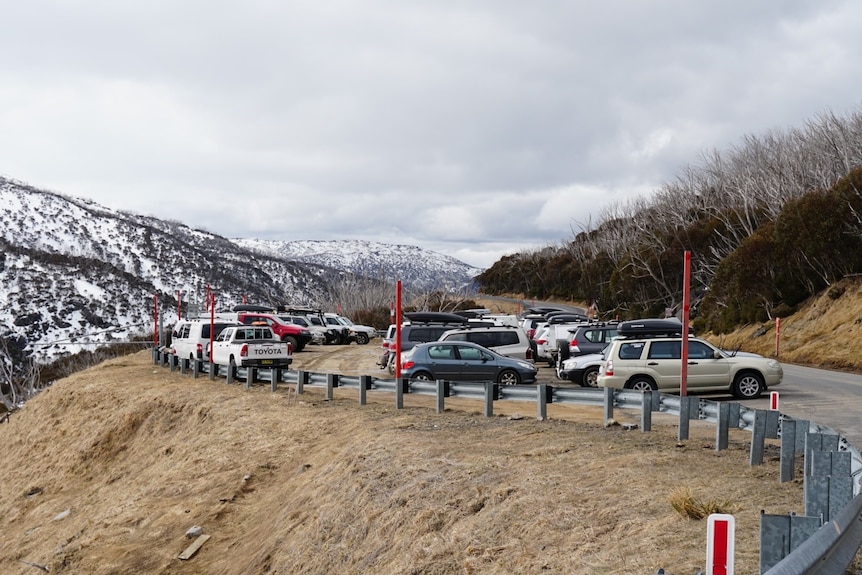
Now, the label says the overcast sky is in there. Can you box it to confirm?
[2,1,861,268]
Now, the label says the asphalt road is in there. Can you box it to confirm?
[535,360,862,449]
[489,298,862,448]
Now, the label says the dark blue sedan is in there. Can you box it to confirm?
[400,341,538,385]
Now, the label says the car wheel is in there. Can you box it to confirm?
[498,369,521,385]
[411,371,434,381]
[282,335,299,352]
[355,332,370,345]
[732,371,764,399]
[557,339,571,362]
[626,376,656,392]
[229,356,238,379]
[582,366,600,388]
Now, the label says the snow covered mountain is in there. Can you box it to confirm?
[0,177,482,365]
[232,238,482,293]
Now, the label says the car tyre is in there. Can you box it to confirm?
[282,335,299,353]
[732,371,764,399]
[557,339,571,362]
[626,376,657,392]
[411,371,434,381]
[498,369,521,385]
[582,365,600,387]
[355,332,370,345]
[229,356,238,379]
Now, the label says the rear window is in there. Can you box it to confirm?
[202,323,236,339]
[618,342,645,360]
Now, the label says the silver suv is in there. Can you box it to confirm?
[596,319,783,399]
[438,325,534,362]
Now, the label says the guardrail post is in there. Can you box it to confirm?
[759,511,823,573]
[180,358,188,375]
[359,375,371,405]
[603,387,614,424]
[152,347,159,365]
[192,359,200,379]
[436,379,446,414]
[271,368,280,392]
[780,418,796,483]
[208,362,216,381]
[169,354,177,373]
[297,370,307,394]
[750,410,767,466]
[245,367,254,390]
[396,377,406,409]
[716,402,730,451]
[678,395,692,441]
[765,410,780,439]
[537,384,548,421]
[483,382,495,417]
[226,364,233,385]
[640,390,651,432]
[326,373,339,401]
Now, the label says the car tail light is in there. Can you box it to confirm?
[240,344,248,357]
[605,359,614,376]
[195,343,203,358]
[536,338,547,345]
[403,360,415,370]
[525,347,533,361]
[286,342,293,354]
[527,329,535,339]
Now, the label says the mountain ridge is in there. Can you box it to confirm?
[0,176,482,365]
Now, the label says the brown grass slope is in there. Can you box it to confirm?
[7,278,862,575]
[1,349,805,575]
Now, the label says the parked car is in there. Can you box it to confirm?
[324,313,377,345]
[596,319,783,398]
[171,318,240,362]
[559,322,619,361]
[280,314,328,345]
[438,325,534,362]
[557,347,607,387]
[400,341,538,385]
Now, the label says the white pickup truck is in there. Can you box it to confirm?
[209,325,293,371]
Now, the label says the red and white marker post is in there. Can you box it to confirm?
[706,513,735,575]
[770,391,779,411]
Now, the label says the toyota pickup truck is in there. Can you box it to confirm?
[209,325,293,372]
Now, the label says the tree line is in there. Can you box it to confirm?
[476,108,862,332]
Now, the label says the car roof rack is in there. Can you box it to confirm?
[616,319,694,338]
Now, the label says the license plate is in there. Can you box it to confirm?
[261,359,274,365]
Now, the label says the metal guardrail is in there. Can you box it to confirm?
[158,349,862,574]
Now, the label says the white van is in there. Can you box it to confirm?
[171,318,241,361]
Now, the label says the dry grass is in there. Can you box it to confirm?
[668,487,740,520]
[3,284,862,575]
[0,348,806,575]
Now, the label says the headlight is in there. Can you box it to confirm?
[767,360,781,369]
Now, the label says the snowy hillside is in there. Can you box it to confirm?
[0,177,483,365]
[233,238,483,292]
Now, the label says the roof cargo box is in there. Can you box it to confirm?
[617,319,694,337]
[403,311,470,325]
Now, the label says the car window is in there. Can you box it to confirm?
[689,341,715,359]
[647,341,680,360]
[583,329,603,343]
[618,342,645,359]
[444,332,468,342]
[428,344,456,359]
[455,345,484,361]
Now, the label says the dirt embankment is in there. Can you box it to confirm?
[0,345,810,575]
